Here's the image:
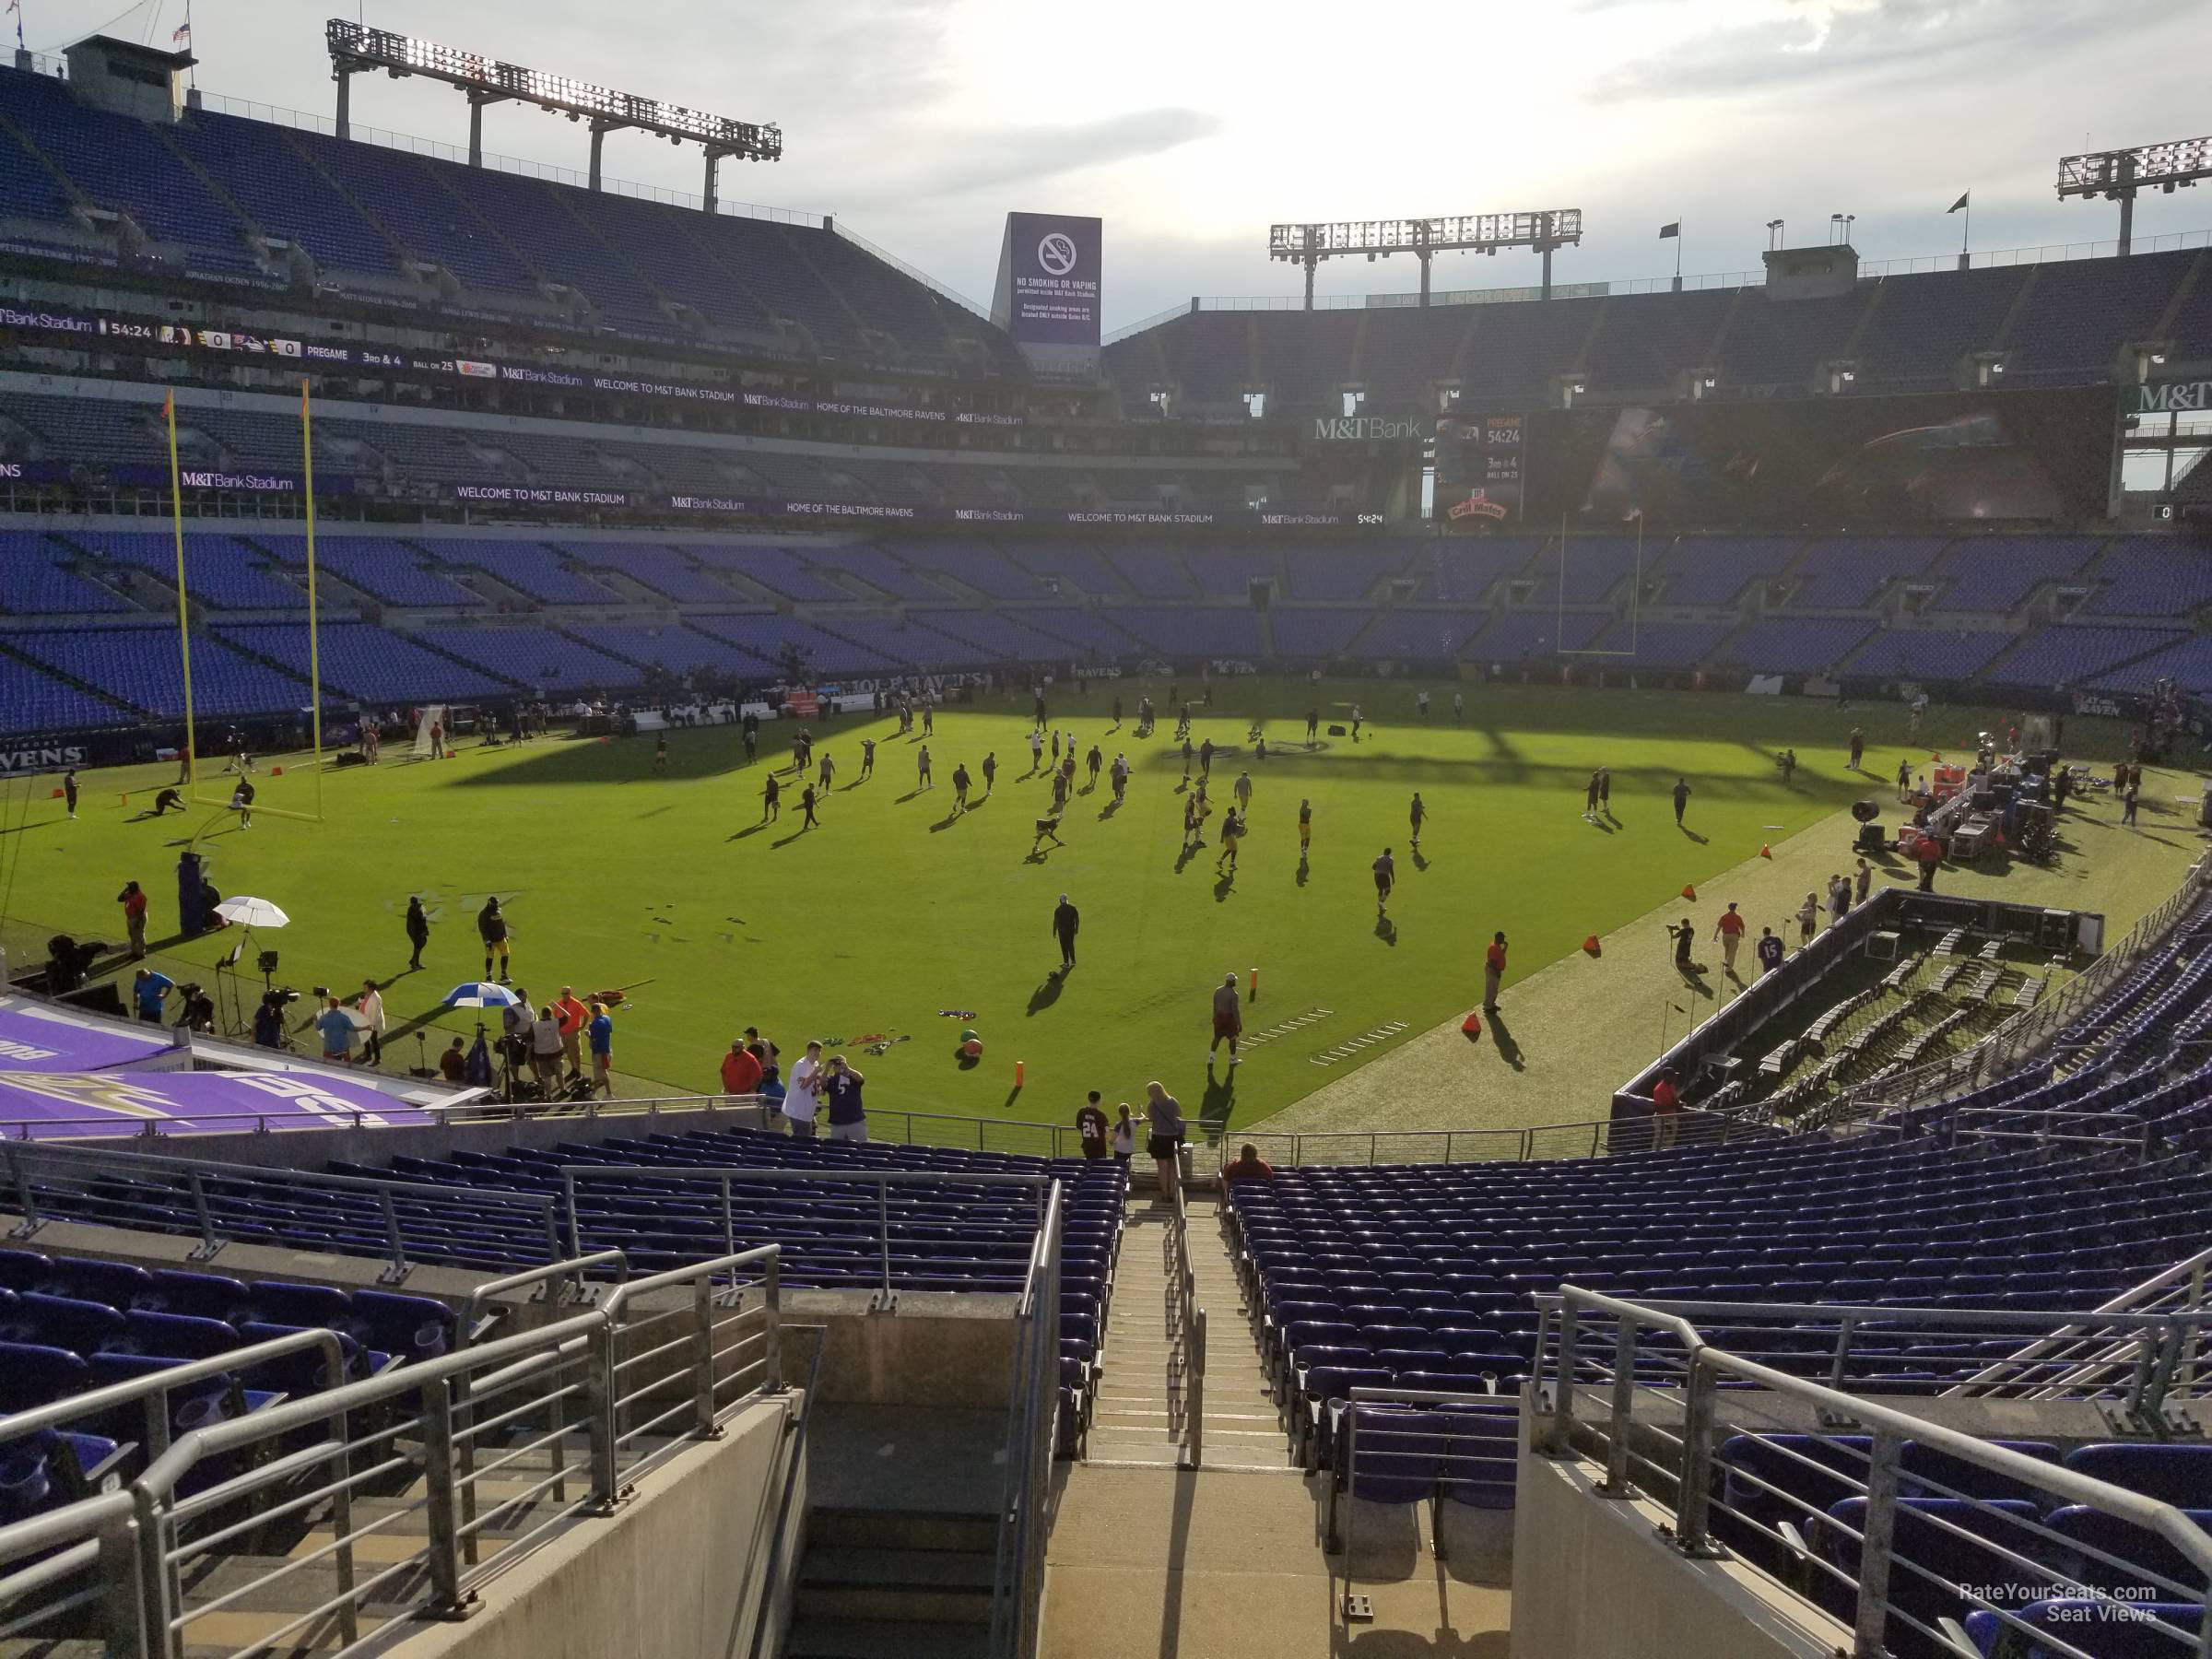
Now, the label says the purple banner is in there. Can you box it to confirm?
[0,1067,437,1139]
[0,461,73,485]
[0,999,176,1072]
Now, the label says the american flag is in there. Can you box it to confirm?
[172,19,191,41]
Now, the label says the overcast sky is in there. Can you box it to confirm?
[25,0,2212,327]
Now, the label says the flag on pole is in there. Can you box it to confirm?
[1658,221,1680,239]
[172,20,191,41]
[1947,191,1970,214]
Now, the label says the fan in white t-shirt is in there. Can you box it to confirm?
[784,1041,825,1138]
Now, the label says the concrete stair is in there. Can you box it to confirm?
[782,1508,994,1659]
[1082,1193,1291,1473]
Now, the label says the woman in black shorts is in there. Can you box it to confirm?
[1143,1079,1185,1201]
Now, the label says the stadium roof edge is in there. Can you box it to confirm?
[1100,228,2212,341]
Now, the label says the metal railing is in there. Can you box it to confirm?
[0,1245,784,1655]
[1809,858,2212,1133]
[988,1180,1063,1659]
[1218,1106,1765,1170]
[1532,1286,2212,1659]
[1164,1178,1206,1469]
[1948,1245,2212,1407]
[424,1094,1092,1159]
[558,1165,1046,1302]
[4,1137,562,1281]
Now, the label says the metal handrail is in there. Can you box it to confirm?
[0,1245,784,1653]
[0,1324,347,1463]
[1947,1243,2212,1406]
[558,1164,1047,1297]
[4,1135,561,1281]
[1219,1106,1758,1169]
[988,1180,1064,1659]
[1535,1285,2212,1659]
[1166,1179,1206,1469]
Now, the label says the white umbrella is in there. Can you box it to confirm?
[443,982,522,1009]
[215,897,289,928]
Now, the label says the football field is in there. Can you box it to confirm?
[0,678,2157,1137]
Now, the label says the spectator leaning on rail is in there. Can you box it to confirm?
[721,1038,763,1100]
[821,1055,867,1143]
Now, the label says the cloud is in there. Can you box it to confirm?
[838,107,1224,208]
[1597,0,2193,100]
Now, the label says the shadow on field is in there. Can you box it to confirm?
[1197,1069,1235,1135]
[1098,798,1122,820]
[729,821,771,841]
[1486,1012,1525,1073]
[1026,973,1063,1017]
[1295,857,1310,888]
[1374,915,1397,947]
[1212,872,1235,901]
[1679,826,1709,844]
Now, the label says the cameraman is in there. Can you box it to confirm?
[252,994,286,1050]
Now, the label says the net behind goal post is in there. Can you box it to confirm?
[411,706,449,759]
[172,382,326,823]
[1557,514,1643,660]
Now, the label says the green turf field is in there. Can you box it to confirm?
[0,679,2150,1136]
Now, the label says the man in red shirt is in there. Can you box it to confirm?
[118,881,148,960]
[553,986,592,1081]
[1650,1071,1681,1150]
[1220,1143,1275,1182]
[1712,901,1747,979]
[720,1038,763,1099]
[1483,932,1508,1013]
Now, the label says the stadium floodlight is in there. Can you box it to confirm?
[325,18,780,211]
[2057,135,2211,254]
[1267,212,1583,308]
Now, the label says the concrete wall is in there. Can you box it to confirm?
[389,1390,806,1659]
[1509,1448,1852,1659]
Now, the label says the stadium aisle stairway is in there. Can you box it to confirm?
[1081,1192,1284,1471]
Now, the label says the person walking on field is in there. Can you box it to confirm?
[818,750,835,792]
[982,752,997,796]
[1029,727,1044,775]
[860,737,876,781]
[477,897,512,983]
[1209,972,1243,1066]
[356,979,387,1066]
[1306,708,1320,745]
[1372,846,1395,910]
[1583,771,1601,818]
[118,880,149,960]
[405,896,430,971]
[1409,791,1428,850]
[1483,932,1507,1013]
[1111,753,1129,802]
[1713,901,1747,978]
[1053,892,1079,972]
[1298,798,1312,859]
[586,1003,615,1098]
[62,768,77,820]
[1087,744,1103,789]
[1598,768,1612,813]
[1849,726,1866,771]
[952,761,972,811]
[917,744,933,790]
[1233,771,1253,812]
[761,771,780,822]
[1672,777,1692,828]
[1215,806,1243,873]
[799,783,820,830]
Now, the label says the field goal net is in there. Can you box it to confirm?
[1557,515,1644,660]
[410,705,450,760]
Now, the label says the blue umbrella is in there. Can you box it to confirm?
[442,982,521,1009]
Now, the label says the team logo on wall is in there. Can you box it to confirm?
[1037,232,1079,276]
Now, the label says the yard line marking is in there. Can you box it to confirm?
[1310,1019,1410,1065]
